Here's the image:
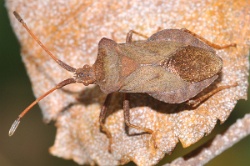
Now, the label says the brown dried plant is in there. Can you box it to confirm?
[6,0,249,166]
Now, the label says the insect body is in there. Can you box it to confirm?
[10,11,236,152]
[94,33,222,103]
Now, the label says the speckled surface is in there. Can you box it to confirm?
[167,114,250,166]
[6,0,249,165]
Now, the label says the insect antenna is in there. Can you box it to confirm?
[9,12,79,136]
[13,11,76,72]
[9,78,76,136]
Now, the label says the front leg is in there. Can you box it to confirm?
[99,93,113,152]
[126,30,148,43]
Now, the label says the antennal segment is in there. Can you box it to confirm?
[13,11,76,72]
[9,118,21,136]
[9,78,76,136]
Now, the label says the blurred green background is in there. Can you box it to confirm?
[0,0,249,165]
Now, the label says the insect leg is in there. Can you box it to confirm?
[99,93,113,152]
[181,28,237,49]
[123,94,153,133]
[126,30,148,43]
[123,94,158,148]
[187,83,238,107]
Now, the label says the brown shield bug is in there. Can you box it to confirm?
[9,11,237,151]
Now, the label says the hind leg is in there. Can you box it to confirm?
[181,28,236,49]
[187,83,238,107]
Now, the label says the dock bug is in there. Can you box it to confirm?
[9,11,237,152]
